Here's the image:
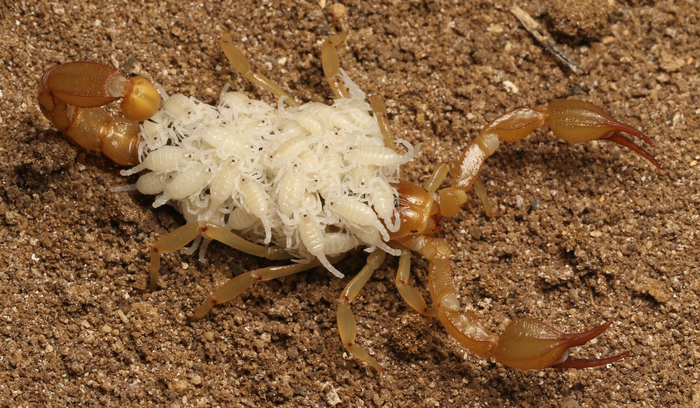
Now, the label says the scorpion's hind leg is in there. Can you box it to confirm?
[188,260,323,323]
[422,237,630,369]
[220,34,300,107]
[337,250,386,380]
[148,221,292,292]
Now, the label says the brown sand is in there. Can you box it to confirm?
[1,0,698,406]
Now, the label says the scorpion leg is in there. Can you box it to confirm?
[38,61,160,165]
[471,179,495,218]
[321,31,351,99]
[223,31,351,104]
[188,261,323,323]
[220,33,300,107]
[337,250,386,379]
[423,162,450,193]
[370,96,398,152]
[395,250,437,317]
[148,221,291,292]
[370,95,406,180]
[423,155,495,217]
[421,237,629,369]
[421,162,474,218]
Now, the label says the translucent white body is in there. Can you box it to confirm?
[125,72,415,277]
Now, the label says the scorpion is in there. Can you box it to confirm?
[37,31,661,380]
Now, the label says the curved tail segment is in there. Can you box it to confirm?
[38,61,160,165]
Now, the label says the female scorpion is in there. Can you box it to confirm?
[37,32,660,379]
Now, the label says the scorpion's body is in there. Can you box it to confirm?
[121,72,413,279]
[37,30,661,379]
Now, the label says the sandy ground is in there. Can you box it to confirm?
[1,0,698,406]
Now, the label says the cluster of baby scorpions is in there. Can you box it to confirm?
[38,31,661,380]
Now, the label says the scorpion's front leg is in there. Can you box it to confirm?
[421,237,630,369]
[38,61,160,165]
[395,250,437,317]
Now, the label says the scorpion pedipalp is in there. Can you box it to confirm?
[495,319,630,370]
[450,99,662,196]
[383,95,662,372]
[394,207,631,371]
[544,99,662,169]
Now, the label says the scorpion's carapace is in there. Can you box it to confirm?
[38,61,160,165]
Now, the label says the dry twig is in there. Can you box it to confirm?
[510,5,583,75]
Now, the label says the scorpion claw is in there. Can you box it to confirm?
[494,319,629,370]
[552,350,631,369]
[544,99,661,168]
[603,132,662,169]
